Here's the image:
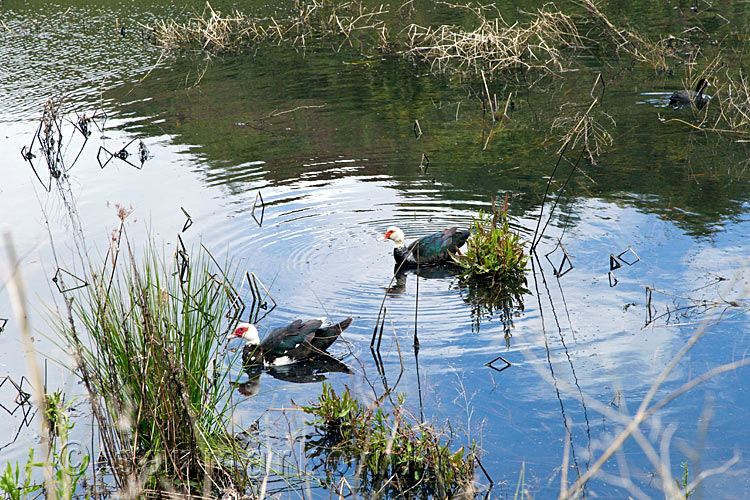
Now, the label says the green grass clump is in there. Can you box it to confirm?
[453,200,529,287]
[300,383,478,498]
[53,227,240,492]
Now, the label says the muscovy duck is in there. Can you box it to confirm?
[669,78,710,109]
[228,317,353,367]
[382,226,470,266]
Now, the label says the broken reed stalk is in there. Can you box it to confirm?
[4,233,57,500]
[414,246,419,348]
[531,141,569,251]
[575,0,674,71]
[551,97,615,164]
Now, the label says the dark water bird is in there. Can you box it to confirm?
[669,78,710,109]
[228,317,353,367]
[382,226,471,266]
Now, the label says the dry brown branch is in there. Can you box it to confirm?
[576,0,678,71]
[551,98,615,163]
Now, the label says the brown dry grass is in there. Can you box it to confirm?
[147,3,266,54]
[145,0,390,55]
[715,70,750,133]
[576,0,675,71]
[552,99,615,164]
[146,0,688,84]
[404,2,584,76]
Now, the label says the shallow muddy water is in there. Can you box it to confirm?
[1,0,750,498]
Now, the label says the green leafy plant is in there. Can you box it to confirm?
[0,449,42,500]
[300,384,477,498]
[45,392,90,500]
[0,393,90,500]
[453,196,529,287]
[677,462,694,500]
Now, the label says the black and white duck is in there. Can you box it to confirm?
[228,317,353,367]
[382,226,470,266]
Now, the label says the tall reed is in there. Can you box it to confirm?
[54,225,240,493]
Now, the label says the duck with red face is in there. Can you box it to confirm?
[228,317,353,367]
[382,226,470,266]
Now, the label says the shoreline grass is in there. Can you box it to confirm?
[51,218,243,495]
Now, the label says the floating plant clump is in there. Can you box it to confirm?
[453,197,529,288]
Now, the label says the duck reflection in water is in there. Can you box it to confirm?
[236,355,352,397]
[386,262,462,295]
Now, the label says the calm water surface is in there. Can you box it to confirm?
[1,0,749,498]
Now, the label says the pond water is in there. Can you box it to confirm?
[1,0,750,498]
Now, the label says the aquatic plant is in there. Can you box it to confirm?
[52,218,242,493]
[0,393,90,500]
[300,383,478,498]
[457,278,526,341]
[677,462,694,500]
[453,197,529,288]
[0,449,42,500]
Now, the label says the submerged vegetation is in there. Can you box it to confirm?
[300,384,478,498]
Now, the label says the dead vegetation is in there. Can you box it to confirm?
[552,99,614,164]
[657,56,750,138]
[145,0,680,78]
[575,0,675,71]
[287,0,390,50]
[715,70,750,134]
[404,3,584,76]
[145,0,390,55]
[147,3,265,54]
